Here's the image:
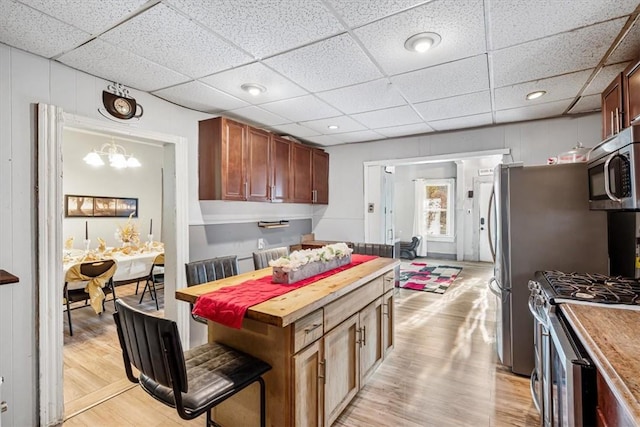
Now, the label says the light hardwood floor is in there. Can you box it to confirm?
[64,260,540,426]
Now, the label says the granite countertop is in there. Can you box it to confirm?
[561,304,640,423]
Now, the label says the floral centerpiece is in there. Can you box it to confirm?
[115,213,140,248]
[270,242,353,284]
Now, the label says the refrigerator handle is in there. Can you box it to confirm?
[487,187,496,262]
[488,276,501,297]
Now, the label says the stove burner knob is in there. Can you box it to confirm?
[528,280,539,291]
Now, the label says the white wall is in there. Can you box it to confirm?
[62,130,164,248]
[315,114,602,244]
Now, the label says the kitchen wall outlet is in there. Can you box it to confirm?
[368,203,374,213]
[258,238,265,249]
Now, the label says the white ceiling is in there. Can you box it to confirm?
[2,0,640,146]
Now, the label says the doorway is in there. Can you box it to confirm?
[37,104,191,426]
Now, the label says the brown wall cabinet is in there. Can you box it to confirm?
[199,117,328,204]
[602,74,624,140]
[624,58,640,128]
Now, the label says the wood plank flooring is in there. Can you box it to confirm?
[64,260,540,426]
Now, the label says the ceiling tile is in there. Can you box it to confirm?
[326,0,430,28]
[489,0,639,50]
[153,81,249,112]
[0,0,89,58]
[390,55,489,103]
[224,106,289,126]
[494,70,592,110]
[492,18,626,87]
[353,0,486,75]
[607,21,640,65]
[351,105,423,128]
[269,123,321,138]
[299,115,367,134]
[58,39,189,92]
[100,4,252,79]
[414,91,491,121]
[329,130,385,144]
[428,112,493,131]
[17,0,148,34]
[303,134,341,146]
[374,122,434,138]
[568,94,601,114]
[316,78,407,114]
[264,33,382,92]
[495,99,573,124]
[260,95,341,122]
[165,0,344,58]
[201,62,307,104]
[584,63,630,96]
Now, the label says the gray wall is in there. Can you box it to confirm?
[189,219,312,273]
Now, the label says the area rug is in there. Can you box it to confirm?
[398,262,463,294]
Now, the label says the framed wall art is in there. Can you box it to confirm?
[65,195,138,218]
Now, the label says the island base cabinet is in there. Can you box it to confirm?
[324,313,360,427]
[359,298,383,385]
[293,340,324,427]
[382,290,394,357]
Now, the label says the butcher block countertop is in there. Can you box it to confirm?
[561,304,640,423]
[176,257,399,328]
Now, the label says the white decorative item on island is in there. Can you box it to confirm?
[270,242,353,284]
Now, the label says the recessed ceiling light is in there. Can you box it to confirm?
[404,32,442,53]
[526,90,546,100]
[327,125,339,130]
[240,83,266,96]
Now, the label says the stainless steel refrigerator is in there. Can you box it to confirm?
[487,162,608,376]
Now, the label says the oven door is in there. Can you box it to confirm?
[548,311,597,427]
[588,149,632,210]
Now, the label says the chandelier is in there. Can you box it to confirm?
[83,139,141,169]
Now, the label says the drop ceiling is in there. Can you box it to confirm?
[2,0,640,146]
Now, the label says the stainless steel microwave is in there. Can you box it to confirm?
[588,125,640,210]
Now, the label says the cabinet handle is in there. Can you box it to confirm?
[271,185,275,201]
[611,111,615,136]
[318,359,326,383]
[616,108,621,133]
[304,323,322,334]
[362,325,366,346]
[244,181,248,199]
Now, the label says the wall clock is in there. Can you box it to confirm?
[103,91,143,120]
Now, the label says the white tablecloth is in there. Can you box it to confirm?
[63,250,164,290]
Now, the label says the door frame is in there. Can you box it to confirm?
[37,104,191,425]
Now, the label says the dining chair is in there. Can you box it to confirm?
[113,299,271,426]
[138,253,164,310]
[63,259,117,336]
[185,255,239,324]
[351,242,396,258]
[252,246,289,270]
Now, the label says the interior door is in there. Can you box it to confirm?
[382,168,395,245]
[478,181,493,262]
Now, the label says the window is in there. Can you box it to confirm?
[421,179,455,240]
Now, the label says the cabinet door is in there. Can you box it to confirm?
[292,143,313,203]
[359,298,383,385]
[272,136,292,202]
[382,290,394,358]
[221,118,247,200]
[602,74,623,139]
[624,60,640,127]
[293,340,324,427]
[246,127,271,202]
[312,149,329,204]
[324,313,359,427]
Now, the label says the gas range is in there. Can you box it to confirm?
[532,270,640,309]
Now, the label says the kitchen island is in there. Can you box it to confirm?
[176,256,399,427]
[561,304,640,426]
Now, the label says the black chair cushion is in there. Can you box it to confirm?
[139,342,271,414]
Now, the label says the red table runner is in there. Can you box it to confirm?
[192,254,378,329]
